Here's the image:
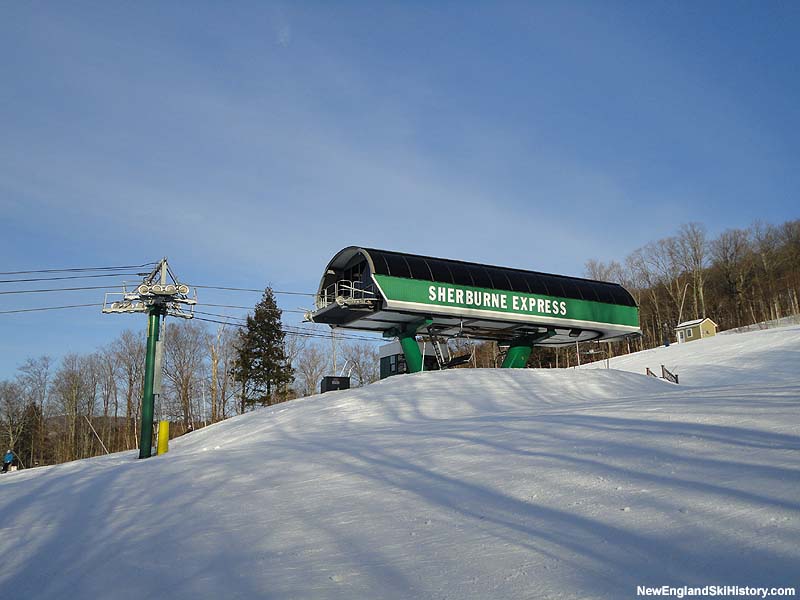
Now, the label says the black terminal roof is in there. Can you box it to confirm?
[359,248,636,307]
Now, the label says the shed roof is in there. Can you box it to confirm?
[675,318,718,329]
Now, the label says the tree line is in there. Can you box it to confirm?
[0,289,378,469]
[584,219,799,347]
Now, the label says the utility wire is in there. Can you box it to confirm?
[0,272,145,284]
[284,324,343,335]
[0,294,309,315]
[193,285,314,296]
[192,316,383,343]
[0,285,121,295]
[200,303,308,314]
[0,303,379,341]
[0,279,314,300]
[0,262,156,275]
[202,303,259,309]
[194,311,357,337]
[0,303,104,315]
[193,310,247,321]
[193,312,352,339]
[287,327,384,342]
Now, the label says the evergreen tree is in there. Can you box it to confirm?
[232,288,293,410]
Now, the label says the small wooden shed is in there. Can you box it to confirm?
[675,318,717,343]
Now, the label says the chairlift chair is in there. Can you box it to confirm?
[425,324,474,369]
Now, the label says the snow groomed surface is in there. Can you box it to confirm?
[1,327,798,599]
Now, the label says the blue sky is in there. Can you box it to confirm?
[1,1,798,377]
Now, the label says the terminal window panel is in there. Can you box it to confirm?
[485,267,513,291]
[405,255,433,280]
[448,262,475,287]
[505,271,531,294]
[593,285,615,303]
[384,254,411,278]
[557,278,581,299]
[428,260,455,284]
[527,274,553,296]
[470,267,493,289]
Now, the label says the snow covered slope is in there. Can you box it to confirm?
[1,328,798,599]
[581,324,800,388]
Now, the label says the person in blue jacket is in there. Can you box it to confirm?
[2,449,13,473]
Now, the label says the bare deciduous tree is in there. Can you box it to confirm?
[51,354,97,462]
[164,321,209,428]
[115,330,145,449]
[341,342,379,387]
[711,228,752,325]
[644,237,687,320]
[16,356,51,466]
[96,347,119,453]
[677,222,708,320]
[0,381,26,454]
[295,343,329,397]
[584,259,624,284]
[208,325,239,421]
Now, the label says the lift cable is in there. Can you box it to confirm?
[0,303,105,315]
[199,303,308,314]
[193,310,247,321]
[192,316,383,343]
[193,285,315,296]
[0,285,125,295]
[0,303,380,340]
[0,282,315,300]
[194,311,319,324]
[193,312,381,341]
[0,262,157,275]
[0,272,146,284]
[0,303,306,316]
[0,307,382,342]
[0,283,311,297]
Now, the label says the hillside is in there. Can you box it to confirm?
[1,328,798,599]
[581,324,800,388]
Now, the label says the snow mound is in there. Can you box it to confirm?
[1,328,798,599]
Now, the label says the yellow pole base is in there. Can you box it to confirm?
[157,420,169,455]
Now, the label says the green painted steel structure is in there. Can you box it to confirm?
[374,275,639,329]
[500,331,557,368]
[384,319,431,374]
[139,308,162,459]
[309,247,641,376]
[501,343,534,369]
[398,332,424,373]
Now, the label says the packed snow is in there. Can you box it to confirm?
[580,324,800,388]
[1,327,798,599]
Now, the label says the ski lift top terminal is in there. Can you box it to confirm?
[307,247,640,371]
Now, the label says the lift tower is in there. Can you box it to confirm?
[102,258,196,458]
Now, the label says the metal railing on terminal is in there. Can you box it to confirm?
[316,279,377,310]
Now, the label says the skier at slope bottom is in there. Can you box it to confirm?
[2,449,13,473]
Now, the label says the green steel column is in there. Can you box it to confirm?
[501,330,557,369]
[501,339,534,368]
[398,331,424,373]
[139,308,161,459]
